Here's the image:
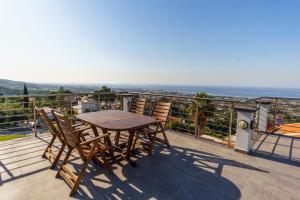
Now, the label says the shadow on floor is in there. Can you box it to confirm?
[0,134,268,199]
[70,143,268,200]
[251,133,300,167]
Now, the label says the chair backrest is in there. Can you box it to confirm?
[150,101,172,129]
[129,97,146,115]
[52,111,80,148]
[35,107,59,137]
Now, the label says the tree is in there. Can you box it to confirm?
[57,87,72,94]
[23,83,29,109]
[187,92,215,136]
[94,86,116,110]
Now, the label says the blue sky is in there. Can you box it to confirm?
[0,0,299,87]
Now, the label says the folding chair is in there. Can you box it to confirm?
[52,111,114,196]
[135,101,172,154]
[35,107,66,169]
[115,97,147,146]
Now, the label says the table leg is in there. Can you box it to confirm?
[91,125,99,137]
[115,131,121,146]
[126,130,135,159]
[102,129,115,159]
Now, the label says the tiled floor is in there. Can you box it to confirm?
[0,131,299,200]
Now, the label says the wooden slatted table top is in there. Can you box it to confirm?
[76,110,157,131]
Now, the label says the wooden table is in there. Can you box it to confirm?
[76,110,157,161]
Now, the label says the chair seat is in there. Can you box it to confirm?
[141,125,162,135]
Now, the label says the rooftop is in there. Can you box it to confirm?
[0,131,299,200]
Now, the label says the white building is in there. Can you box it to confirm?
[77,97,98,114]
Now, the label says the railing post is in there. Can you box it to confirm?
[255,100,272,134]
[33,98,37,137]
[97,94,101,111]
[228,102,234,147]
[70,96,73,116]
[194,102,199,138]
[256,101,261,133]
[235,106,257,154]
[120,94,124,111]
[273,98,278,131]
[169,98,174,131]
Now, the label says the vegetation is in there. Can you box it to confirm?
[0,134,27,141]
[93,86,116,110]
[188,92,215,135]
[23,83,29,109]
[0,86,22,95]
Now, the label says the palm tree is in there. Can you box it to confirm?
[187,92,215,136]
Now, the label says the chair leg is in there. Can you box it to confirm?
[42,135,56,158]
[132,133,139,150]
[148,133,157,155]
[70,146,97,196]
[99,152,113,174]
[105,136,115,160]
[56,148,73,178]
[161,129,170,148]
[50,143,66,170]
[69,157,91,196]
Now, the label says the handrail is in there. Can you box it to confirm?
[124,92,247,103]
[1,91,300,147]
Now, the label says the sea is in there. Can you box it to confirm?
[108,84,300,99]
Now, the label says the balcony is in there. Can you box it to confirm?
[0,130,299,199]
[0,92,300,199]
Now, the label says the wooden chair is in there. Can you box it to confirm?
[36,107,91,168]
[135,101,172,154]
[114,97,147,146]
[35,107,66,169]
[52,111,114,196]
[129,97,147,115]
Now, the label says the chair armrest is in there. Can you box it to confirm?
[72,123,84,128]
[79,134,110,146]
[74,126,91,133]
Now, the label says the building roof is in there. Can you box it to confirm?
[273,123,300,138]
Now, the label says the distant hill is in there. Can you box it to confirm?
[0,79,99,95]
[0,86,22,95]
[0,79,41,89]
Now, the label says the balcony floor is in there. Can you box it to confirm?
[0,131,300,200]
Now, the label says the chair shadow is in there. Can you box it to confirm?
[0,135,54,186]
[69,143,269,200]
[0,134,268,199]
[251,133,300,167]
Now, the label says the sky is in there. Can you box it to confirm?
[0,0,300,88]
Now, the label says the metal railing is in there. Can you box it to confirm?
[0,92,120,136]
[0,91,254,147]
[122,92,249,146]
[254,96,300,137]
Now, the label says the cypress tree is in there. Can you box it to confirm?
[23,83,29,109]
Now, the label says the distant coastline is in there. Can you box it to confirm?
[1,79,300,98]
[108,84,300,99]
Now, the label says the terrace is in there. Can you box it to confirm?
[0,92,300,199]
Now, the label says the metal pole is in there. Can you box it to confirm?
[97,94,100,111]
[70,97,73,116]
[169,98,173,131]
[228,102,234,147]
[120,94,124,111]
[33,98,37,137]
[195,102,199,138]
[273,98,278,132]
